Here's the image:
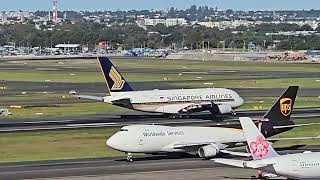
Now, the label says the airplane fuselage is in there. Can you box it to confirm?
[103,88,244,114]
[106,125,245,154]
[249,152,320,179]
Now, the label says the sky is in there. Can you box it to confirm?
[1,0,320,11]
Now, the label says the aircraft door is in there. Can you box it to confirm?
[138,138,144,145]
[291,160,299,172]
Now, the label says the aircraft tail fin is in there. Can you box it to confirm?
[263,86,298,122]
[239,117,279,160]
[98,57,133,94]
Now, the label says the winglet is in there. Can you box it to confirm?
[239,117,278,160]
[98,57,133,94]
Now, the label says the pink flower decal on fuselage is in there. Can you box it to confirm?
[250,135,269,158]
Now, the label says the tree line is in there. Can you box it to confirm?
[1,22,320,50]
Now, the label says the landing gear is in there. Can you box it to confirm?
[256,171,263,179]
[126,152,133,162]
[165,114,189,119]
[251,171,269,179]
[169,114,182,119]
[186,113,190,119]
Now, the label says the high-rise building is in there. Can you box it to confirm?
[48,9,51,21]
[63,11,67,20]
[1,12,7,23]
[52,0,58,23]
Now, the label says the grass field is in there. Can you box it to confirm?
[0,128,121,163]
[111,59,320,72]
[273,119,320,147]
[0,70,261,83]
[0,93,74,101]
[171,78,320,88]
[0,118,319,163]
[0,103,127,120]
[0,70,103,83]
[8,58,320,72]
[240,97,320,110]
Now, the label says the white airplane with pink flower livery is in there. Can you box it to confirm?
[213,117,320,179]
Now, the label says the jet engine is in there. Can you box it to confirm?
[217,104,233,114]
[198,144,220,158]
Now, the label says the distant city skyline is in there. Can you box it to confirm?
[1,0,320,11]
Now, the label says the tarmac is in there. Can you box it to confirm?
[0,108,319,132]
[0,152,298,180]
[2,146,320,180]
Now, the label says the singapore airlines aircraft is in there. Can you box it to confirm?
[214,117,320,179]
[106,86,301,162]
[77,57,244,118]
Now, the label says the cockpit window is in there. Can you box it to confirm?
[119,129,128,132]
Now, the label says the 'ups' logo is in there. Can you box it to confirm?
[109,66,125,90]
[280,98,292,116]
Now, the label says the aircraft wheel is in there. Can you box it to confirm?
[126,153,133,162]
[169,114,177,119]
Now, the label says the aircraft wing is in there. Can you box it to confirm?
[167,142,251,157]
[111,98,131,105]
[172,141,222,149]
[213,159,272,169]
[220,150,251,157]
[268,136,320,142]
[75,95,104,101]
[273,123,320,129]
[212,158,246,168]
[156,103,195,114]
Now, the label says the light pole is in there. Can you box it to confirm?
[220,41,225,52]
[182,34,187,50]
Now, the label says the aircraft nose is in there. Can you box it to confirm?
[239,97,244,105]
[106,136,116,149]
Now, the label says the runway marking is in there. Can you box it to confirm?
[36,68,59,71]
[0,159,118,169]
[0,158,203,169]
[0,159,212,174]
[105,167,225,176]
[66,123,118,127]
[38,167,225,180]
[210,70,238,73]
[137,120,213,125]
[181,72,209,74]
[0,125,118,132]
[292,114,320,118]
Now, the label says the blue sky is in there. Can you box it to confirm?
[1,0,320,11]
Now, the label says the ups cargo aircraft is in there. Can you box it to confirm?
[77,57,244,118]
[214,117,320,179]
[106,86,317,162]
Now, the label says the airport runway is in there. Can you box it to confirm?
[2,146,320,180]
[0,156,254,180]
[0,108,319,132]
